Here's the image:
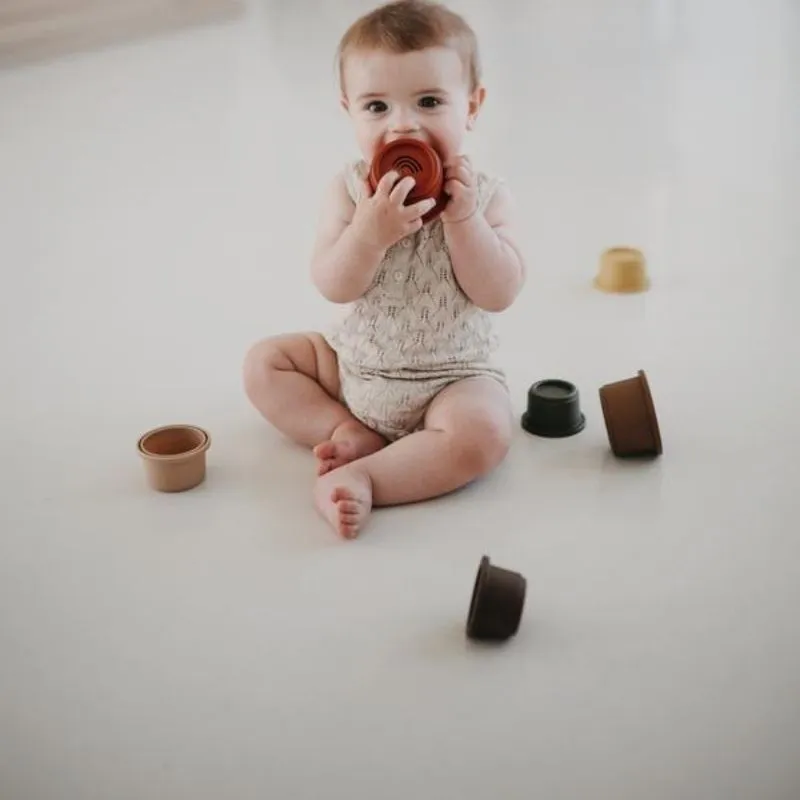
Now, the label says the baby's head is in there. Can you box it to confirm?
[336,0,485,165]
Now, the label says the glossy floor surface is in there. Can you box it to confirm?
[1,1,799,798]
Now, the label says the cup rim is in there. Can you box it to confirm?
[602,245,644,259]
[529,378,578,402]
[137,424,210,461]
[466,555,491,634]
[636,370,663,454]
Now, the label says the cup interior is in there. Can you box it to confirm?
[533,379,576,401]
[139,426,207,458]
[373,139,440,189]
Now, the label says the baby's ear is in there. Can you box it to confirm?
[340,95,350,113]
[467,85,486,129]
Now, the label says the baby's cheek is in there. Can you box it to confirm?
[435,141,458,164]
[436,127,466,162]
[359,135,382,165]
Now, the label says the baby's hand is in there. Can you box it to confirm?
[351,171,436,251]
[441,155,479,224]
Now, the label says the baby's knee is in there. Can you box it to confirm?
[452,410,512,477]
[242,337,286,399]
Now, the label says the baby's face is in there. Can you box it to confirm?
[341,46,483,165]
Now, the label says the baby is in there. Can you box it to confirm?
[243,0,526,538]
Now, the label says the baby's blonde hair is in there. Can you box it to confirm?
[337,0,481,94]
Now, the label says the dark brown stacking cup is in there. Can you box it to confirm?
[466,556,526,641]
[599,369,663,457]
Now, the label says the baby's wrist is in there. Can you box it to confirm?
[347,220,388,259]
[442,205,479,226]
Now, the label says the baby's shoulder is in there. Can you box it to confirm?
[339,159,369,204]
[473,167,506,210]
[316,167,359,223]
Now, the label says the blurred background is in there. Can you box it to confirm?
[1,3,798,799]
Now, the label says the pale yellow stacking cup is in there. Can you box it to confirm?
[594,247,649,293]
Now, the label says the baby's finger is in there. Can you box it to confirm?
[444,178,465,198]
[444,154,469,170]
[451,154,472,173]
[389,174,417,204]
[446,171,471,188]
[404,196,437,219]
[404,216,424,235]
[444,160,472,175]
[375,169,401,197]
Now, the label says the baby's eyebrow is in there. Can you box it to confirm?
[356,92,385,102]
[415,87,447,95]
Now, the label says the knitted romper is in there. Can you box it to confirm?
[323,159,508,441]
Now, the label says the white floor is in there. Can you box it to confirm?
[1,1,799,798]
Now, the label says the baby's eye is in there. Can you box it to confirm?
[418,96,442,108]
[366,100,388,114]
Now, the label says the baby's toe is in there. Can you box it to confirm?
[313,441,329,456]
[331,486,355,504]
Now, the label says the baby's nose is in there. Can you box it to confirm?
[389,107,420,133]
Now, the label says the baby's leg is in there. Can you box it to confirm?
[314,376,512,537]
[243,333,385,472]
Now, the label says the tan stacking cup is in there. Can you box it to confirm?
[137,424,210,492]
[594,247,649,293]
[599,370,662,457]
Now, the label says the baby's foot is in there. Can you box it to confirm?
[314,465,373,539]
[313,421,385,476]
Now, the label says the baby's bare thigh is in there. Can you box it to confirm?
[249,332,341,399]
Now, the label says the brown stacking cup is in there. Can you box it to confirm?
[599,370,662,457]
[466,556,526,641]
[368,137,447,224]
[137,424,211,492]
[594,246,649,293]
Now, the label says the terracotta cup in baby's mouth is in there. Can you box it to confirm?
[368,137,448,224]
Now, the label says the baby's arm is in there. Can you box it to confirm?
[310,173,385,303]
[310,170,433,303]
[443,183,526,312]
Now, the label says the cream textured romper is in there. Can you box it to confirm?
[323,159,508,441]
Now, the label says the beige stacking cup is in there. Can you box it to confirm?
[594,247,649,293]
[137,424,210,492]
